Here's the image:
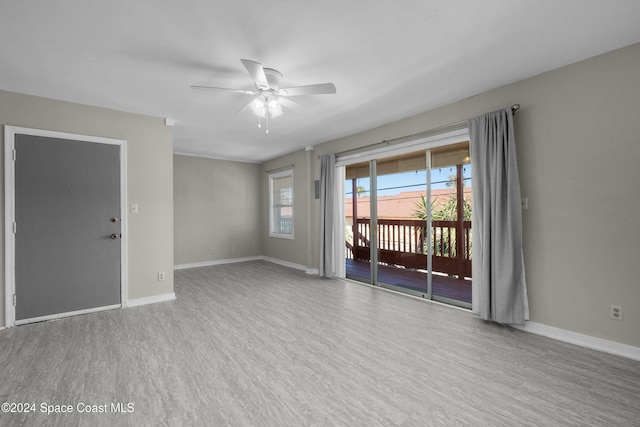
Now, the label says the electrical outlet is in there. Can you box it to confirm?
[610,305,623,320]
[209,247,215,255]
[158,272,166,281]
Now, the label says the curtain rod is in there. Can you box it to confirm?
[321,104,520,159]
[264,164,294,174]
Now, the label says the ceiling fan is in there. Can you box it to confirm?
[191,59,336,133]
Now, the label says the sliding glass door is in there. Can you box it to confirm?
[374,152,429,297]
[345,161,372,283]
[429,143,472,307]
[344,143,472,309]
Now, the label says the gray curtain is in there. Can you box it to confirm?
[468,108,528,325]
[319,154,336,278]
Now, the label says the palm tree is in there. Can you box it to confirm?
[412,193,471,221]
[412,192,472,257]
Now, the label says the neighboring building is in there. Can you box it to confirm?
[345,188,472,225]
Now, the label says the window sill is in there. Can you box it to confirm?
[269,233,294,240]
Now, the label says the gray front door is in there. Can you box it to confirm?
[15,134,121,322]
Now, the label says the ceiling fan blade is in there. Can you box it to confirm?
[279,82,336,96]
[241,59,269,90]
[190,85,255,95]
[277,97,301,111]
[235,96,260,114]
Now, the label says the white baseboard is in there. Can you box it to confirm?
[174,256,262,270]
[260,256,309,272]
[127,292,176,308]
[513,321,640,361]
[174,255,317,275]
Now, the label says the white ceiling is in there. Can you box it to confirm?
[1,1,640,163]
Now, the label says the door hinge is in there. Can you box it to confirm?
[12,149,16,161]
[12,222,16,234]
[13,294,16,306]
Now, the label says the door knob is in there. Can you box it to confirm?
[110,233,120,239]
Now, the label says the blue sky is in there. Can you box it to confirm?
[346,166,472,197]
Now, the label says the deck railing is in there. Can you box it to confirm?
[349,218,471,278]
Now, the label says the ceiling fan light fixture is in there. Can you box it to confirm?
[268,99,283,117]
[250,96,283,119]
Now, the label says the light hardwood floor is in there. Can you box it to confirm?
[1,260,639,426]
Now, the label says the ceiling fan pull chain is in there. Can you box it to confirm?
[265,98,270,134]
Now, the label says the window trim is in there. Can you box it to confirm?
[268,169,294,239]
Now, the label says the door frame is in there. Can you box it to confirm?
[4,125,128,327]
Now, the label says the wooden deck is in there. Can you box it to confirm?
[346,259,472,304]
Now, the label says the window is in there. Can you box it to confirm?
[269,169,294,239]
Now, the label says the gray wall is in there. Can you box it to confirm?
[174,155,262,265]
[261,149,315,269]
[262,43,640,348]
[0,89,174,325]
